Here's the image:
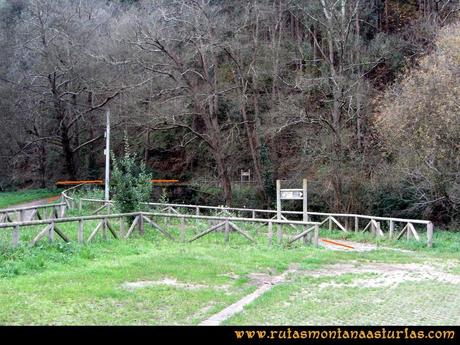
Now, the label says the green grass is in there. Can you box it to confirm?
[0,229,326,325]
[0,201,459,325]
[0,189,58,209]
[225,277,460,325]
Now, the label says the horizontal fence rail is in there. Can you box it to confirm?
[0,203,67,223]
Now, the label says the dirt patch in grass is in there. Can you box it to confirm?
[122,278,210,291]
[304,261,460,289]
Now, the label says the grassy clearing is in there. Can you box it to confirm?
[0,227,324,325]
[1,198,459,325]
[1,216,458,325]
[0,189,58,209]
[225,276,460,325]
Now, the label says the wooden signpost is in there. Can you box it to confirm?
[276,179,311,244]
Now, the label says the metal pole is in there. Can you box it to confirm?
[303,178,311,242]
[104,108,110,203]
[276,180,281,243]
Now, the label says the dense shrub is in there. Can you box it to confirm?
[110,139,152,215]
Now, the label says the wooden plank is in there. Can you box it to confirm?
[228,222,255,243]
[408,223,420,241]
[142,216,175,240]
[91,203,107,215]
[280,214,300,231]
[31,224,52,246]
[53,225,71,243]
[188,221,226,243]
[288,226,316,245]
[124,216,139,239]
[371,220,384,237]
[168,207,179,215]
[319,217,329,227]
[28,209,37,221]
[361,220,372,233]
[87,221,103,243]
[330,216,348,233]
[106,220,119,239]
[396,223,409,240]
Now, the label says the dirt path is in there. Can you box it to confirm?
[199,267,298,326]
[305,261,460,288]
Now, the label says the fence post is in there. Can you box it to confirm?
[48,221,55,243]
[103,217,107,240]
[427,222,433,248]
[389,220,395,239]
[78,219,84,244]
[12,224,19,248]
[139,213,144,235]
[180,217,185,242]
[79,199,82,212]
[119,217,125,237]
[313,224,319,247]
[277,222,283,244]
[268,221,273,246]
[328,217,332,231]
[354,216,359,232]
[224,219,230,243]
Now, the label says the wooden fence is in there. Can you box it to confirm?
[0,210,320,249]
[0,203,67,223]
[76,198,434,247]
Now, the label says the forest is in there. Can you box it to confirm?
[0,0,458,227]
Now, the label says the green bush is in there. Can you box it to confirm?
[110,139,152,215]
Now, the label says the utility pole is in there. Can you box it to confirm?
[104,108,110,203]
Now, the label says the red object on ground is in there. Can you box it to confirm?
[320,238,354,249]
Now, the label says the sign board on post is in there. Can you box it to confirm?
[276,179,309,243]
[280,190,303,200]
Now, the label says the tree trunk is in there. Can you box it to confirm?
[239,92,266,202]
